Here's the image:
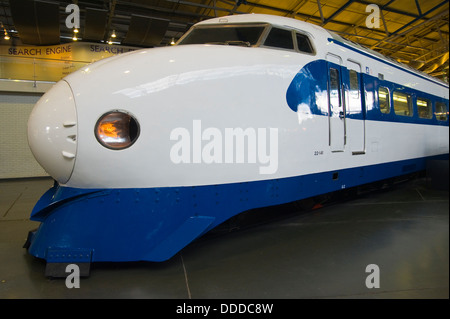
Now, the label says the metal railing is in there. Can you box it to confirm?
[0,55,90,83]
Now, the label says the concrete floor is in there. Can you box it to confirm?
[0,176,448,299]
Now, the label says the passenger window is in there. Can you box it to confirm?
[435,102,448,121]
[349,70,359,98]
[264,28,294,50]
[393,91,412,116]
[296,33,313,53]
[417,98,432,119]
[378,87,390,114]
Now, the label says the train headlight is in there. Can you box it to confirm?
[95,111,139,150]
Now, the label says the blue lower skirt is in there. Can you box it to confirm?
[27,154,448,264]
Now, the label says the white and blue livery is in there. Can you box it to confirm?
[25,14,449,275]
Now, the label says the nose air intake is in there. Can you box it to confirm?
[27,80,77,184]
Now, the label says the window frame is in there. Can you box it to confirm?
[260,26,316,55]
[349,69,360,99]
[177,23,270,47]
[329,67,341,108]
[393,91,413,117]
[417,97,433,119]
[261,26,296,51]
[435,101,449,121]
[294,31,315,55]
[178,23,317,55]
[378,86,391,114]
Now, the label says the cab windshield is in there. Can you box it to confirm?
[178,24,267,47]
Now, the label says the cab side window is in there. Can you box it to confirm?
[264,28,294,50]
[296,33,314,54]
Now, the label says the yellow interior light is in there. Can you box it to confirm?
[95,111,140,150]
[417,99,429,107]
[99,122,119,138]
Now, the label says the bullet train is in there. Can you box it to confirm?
[25,14,449,275]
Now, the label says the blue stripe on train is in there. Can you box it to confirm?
[286,60,449,126]
[27,154,448,264]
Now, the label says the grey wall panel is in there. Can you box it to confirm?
[0,92,48,179]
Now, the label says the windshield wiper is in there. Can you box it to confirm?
[225,41,251,47]
[205,41,251,47]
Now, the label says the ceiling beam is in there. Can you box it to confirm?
[316,0,324,23]
[354,0,427,20]
[104,0,117,42]
[370,6,449,50]
[321,0,355,27]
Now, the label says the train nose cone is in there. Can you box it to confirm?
[27,80,77,184]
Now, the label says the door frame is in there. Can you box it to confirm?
[326,53,346,152]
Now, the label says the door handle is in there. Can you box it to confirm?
[339,111,345,119]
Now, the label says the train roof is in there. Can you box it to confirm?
[196,13,328,37]
[195,14,448,88]
[327,31,449,88]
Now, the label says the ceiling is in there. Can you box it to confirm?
[0,0,449,81]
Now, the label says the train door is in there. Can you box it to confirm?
[327,53,345,152]
[346,60,365,154]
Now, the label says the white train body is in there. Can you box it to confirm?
[26,14,449,270]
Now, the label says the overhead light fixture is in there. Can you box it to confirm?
[2,26,10,40]
[170,38,175,45]
[72,27,80,41]
[108,39,113,45]
[111,30,116,38]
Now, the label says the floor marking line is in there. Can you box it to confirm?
[3,193,23,217]
[180,254,192,299]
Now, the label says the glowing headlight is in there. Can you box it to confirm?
[95,111,139,150]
